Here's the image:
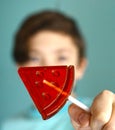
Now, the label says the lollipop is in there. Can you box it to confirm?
[18,65,89,120]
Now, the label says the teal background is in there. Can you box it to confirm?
[0,0,115,124]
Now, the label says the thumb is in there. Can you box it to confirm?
[68,104,90,127]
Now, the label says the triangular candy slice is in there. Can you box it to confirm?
[18,65,74,119]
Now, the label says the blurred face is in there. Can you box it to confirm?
[18,31,86,80]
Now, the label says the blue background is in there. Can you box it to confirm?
[0,0,115,124]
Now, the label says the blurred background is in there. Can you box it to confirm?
[0,0,115,125]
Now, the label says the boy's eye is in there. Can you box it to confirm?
[58,56,68,61]
[29,57,40,62]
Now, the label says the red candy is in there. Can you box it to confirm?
[18,65,74,119]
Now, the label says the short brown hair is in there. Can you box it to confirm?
[12,10,86,64]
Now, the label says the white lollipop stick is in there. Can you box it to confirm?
[68,95,90,112]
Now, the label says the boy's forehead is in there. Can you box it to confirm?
[29,48,77,55]
[29,30,78,52]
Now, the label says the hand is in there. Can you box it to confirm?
[68,90,115,130]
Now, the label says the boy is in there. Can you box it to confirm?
[2,11,115,130]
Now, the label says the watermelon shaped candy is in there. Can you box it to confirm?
[18,65,89,120]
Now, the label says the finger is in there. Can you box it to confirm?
[71,119,80,130]
[68,104,90,127]
[71,119,92,130]
[90,90,114,130]
[103,98,115,130]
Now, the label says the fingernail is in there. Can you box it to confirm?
[78,113,89,126]
[69,105,79,123]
